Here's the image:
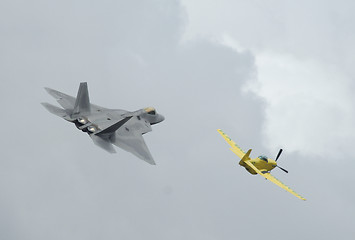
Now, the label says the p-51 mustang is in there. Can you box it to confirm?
[217,129,306,200]
[42,82,164,165]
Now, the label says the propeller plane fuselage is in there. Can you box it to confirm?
[239,156,277,175]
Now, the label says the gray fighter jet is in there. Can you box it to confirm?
[42,82,164,165]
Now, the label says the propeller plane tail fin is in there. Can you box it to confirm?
[240,149,252,162]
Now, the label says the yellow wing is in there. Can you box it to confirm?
[244,160,306,201]
[217,129,245,159]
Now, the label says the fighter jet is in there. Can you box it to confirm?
[41,82,164,165]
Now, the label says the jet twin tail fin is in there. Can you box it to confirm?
[73,82,91,115]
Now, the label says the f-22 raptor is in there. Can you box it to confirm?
[42,82,164,165]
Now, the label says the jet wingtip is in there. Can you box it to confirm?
[144,157,156,165]
[44,87,53,92]
[143,157,156,165]
[44,87,58,97]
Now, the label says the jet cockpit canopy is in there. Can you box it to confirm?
[144,107,156,115]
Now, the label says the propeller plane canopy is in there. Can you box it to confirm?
[217,129,306,201]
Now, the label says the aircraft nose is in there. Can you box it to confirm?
[157,114,165,123]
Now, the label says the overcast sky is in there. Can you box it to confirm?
[1,0,354,239]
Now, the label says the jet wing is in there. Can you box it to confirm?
[217,129,246,159]
[244,160,306,200]
[45,87,76,110]
[112,131,155,165]
[111,118,155,165]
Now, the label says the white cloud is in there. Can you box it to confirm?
[221,33,355,158]
[2,1,355,239]
[248,51,355,158]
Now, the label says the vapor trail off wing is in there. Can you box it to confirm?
[217,129,245,159]
[244,160,306,200]
[91,135,116,153]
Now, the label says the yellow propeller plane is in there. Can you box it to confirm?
[217,129,306,200]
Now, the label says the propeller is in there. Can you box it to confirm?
[274,149,288,173]
[276,165,288,173]
[275,149,283,161]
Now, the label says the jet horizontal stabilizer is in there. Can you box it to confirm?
[41,102,70,119]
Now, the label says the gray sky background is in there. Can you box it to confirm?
[0,0,354,239]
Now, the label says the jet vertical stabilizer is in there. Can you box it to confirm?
[73,82,91,115]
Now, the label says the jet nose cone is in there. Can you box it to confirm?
[150,114,165,125]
